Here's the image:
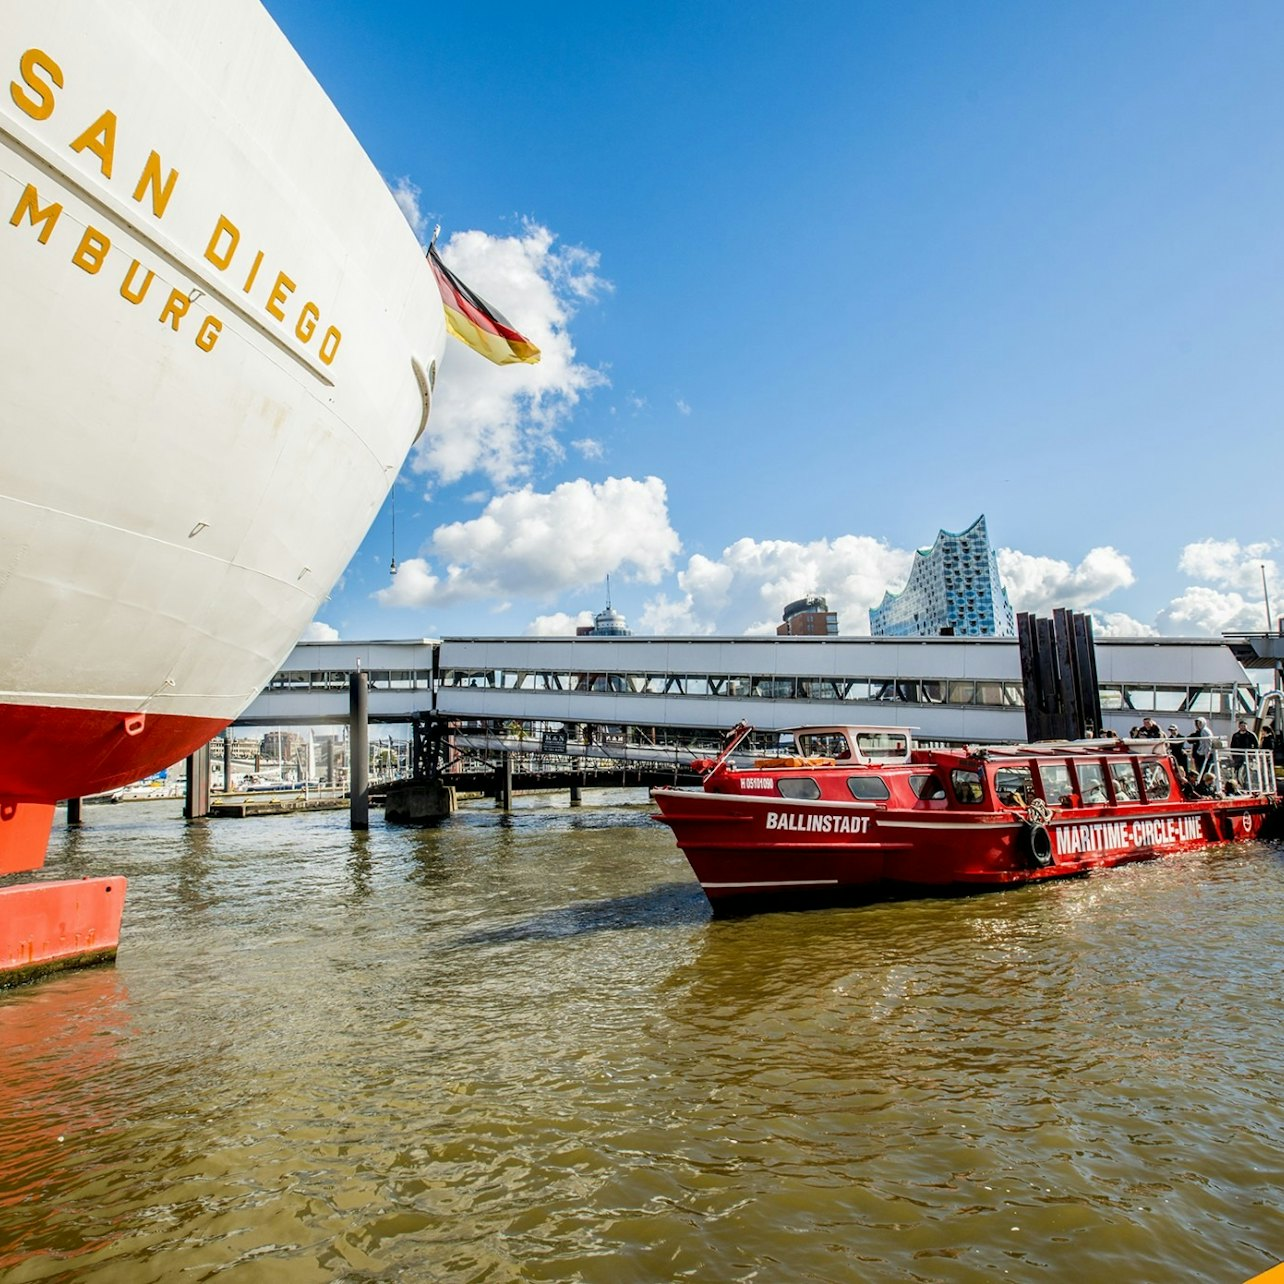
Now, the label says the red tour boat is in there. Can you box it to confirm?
[651,723,1279,910]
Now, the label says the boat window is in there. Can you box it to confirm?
[910,774,946,800]
[993,766,1034,806]
[1108,760,1140,801]
[1037,762,1075,805]
[778,778,821,801]
[951,769,984,804]
[796,732,851,760]
[1141,761,1171,802]
[855,731,909,761]
[847,776,890,801]
[1075,761,1109,804]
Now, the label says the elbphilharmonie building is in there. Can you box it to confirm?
[870,515,1016,637]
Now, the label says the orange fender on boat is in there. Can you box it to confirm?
[753,756,837,768]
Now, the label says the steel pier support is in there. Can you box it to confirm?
[185,742,211,819]
[350,670,369,830]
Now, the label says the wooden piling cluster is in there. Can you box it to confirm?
[1016,609,1103,742]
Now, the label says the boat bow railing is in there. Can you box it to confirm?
[1197,747,1275,797]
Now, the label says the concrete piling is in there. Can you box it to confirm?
[185,742,211,819]
[349,669,369,830]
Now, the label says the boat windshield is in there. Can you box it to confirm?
[795,731,852,760]
[856,731,909,761]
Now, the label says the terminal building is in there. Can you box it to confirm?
[430,633,1255,745]
[242,634,1264,747]
[870,514,1016,638]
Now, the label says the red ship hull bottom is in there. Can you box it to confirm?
[0,878,127,987]
[0,701,225,985]
[0,701,230,808]
[0,800,56,876]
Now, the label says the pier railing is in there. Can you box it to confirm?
[1196,747,1275,796]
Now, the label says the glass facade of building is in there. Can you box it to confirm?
[870,515,1016,638]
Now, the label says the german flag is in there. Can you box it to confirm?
[427,243,540,365]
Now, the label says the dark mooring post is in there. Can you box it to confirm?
[350,669,369,830]
[222,731,233,794]
[496,752,513,810]
[185,741,211,819]
[65,797,82,826]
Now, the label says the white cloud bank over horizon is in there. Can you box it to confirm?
[374,476,680,611]
[638,535,916,636]
[368,493,1279,639]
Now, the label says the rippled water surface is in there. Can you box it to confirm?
[3,795,1284,1282]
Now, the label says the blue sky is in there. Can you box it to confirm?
[264,0,1284,641]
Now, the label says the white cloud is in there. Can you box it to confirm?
[1147,538,1281,635]
[299,620,339,642]
[639,535,914,636]
[676,398,692,416]
[1157,586,1265,636]
[1177,538,1278,592]
[388,175,430,241]
[374,476,680,609]
[997,546,1134,614]
[1092,611,1158,638]
[571,437,604,460]
[526,611,594,636]
[412,224,610,487]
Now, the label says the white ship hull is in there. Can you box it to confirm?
[0,1,445,827]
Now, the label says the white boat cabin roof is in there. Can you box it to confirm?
[773,725,916,765]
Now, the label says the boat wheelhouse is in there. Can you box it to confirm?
[651,723,1278,910]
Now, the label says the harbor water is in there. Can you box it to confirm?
[3,796,1284,1282]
